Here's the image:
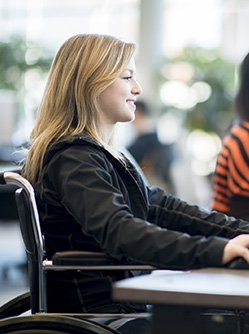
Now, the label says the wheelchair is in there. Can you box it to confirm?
[0,171,153,334]
[1,171,246,333]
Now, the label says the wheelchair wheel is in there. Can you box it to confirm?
[0,315,120,334]
[0,292,30,319]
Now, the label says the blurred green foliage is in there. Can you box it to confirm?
[0,35,53,113]
[161,46,237,137]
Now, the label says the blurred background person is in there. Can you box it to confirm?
[127,100,176,194]
[211,52,249,220]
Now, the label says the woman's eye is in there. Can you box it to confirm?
[123,76,132,81]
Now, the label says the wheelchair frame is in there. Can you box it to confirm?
[0,171,153,334]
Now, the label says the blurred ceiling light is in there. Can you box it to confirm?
[160,79,212,110]
[25,46,42,65]
[161,62,194,83]
[191,81,212,103]
[187,129,221,161]
[187,129,222,176]
[190,159,217,176]
[24,69,42,90]
[160,80,197,109]
[157,111,182,144]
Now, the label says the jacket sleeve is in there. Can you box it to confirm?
[44,145,247,271]
[148,185,249,238]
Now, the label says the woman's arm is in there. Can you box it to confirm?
[147,186,249,239]
[44,145,249,270]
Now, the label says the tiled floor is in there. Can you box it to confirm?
[0,221,29,308]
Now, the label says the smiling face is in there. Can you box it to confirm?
[98,56,142,137]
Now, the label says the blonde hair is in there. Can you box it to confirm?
[23,34,136,184]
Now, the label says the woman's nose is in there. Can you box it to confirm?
[132,79,143,96]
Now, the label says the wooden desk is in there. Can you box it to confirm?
[112,268,249,334]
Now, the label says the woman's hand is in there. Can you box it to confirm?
[222,234,249,265]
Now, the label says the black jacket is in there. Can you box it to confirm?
[35,133,249,313]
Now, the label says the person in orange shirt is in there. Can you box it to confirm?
[212,52,249,220]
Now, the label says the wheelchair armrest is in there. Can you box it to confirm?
[51,251,154,270]
[52,251,123,266]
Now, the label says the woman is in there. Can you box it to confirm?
[212,52,249,221]
[24,34,249,333]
